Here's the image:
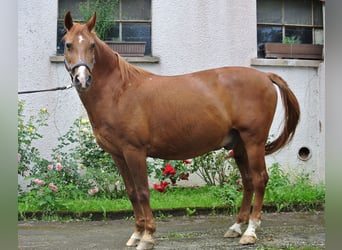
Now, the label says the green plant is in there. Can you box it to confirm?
[283,36,301,44]
[18,100,49,176]
[148,159,191,192]
[265,163,325,211]
[19,161,90,214]
[18,100,50,196]
[191,149,236,186]
[52,117,125,199]
[79,0,119,40]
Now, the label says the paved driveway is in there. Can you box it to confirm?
[18,211,324,250]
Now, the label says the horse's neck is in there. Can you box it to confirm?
[93,39,117,74]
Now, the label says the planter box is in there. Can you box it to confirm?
[264,43,323,60]
[105,41,146,57]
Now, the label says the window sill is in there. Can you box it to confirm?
[251,58,323,68]
[50,55,160,64]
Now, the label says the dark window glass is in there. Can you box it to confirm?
[285,27,312,44]
[122,23,151,55]
[257,0,282,23]
[257,26,282,57]
[122,0,151,20]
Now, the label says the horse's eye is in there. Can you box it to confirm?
[90,43,95,49]
[65,43,72,51]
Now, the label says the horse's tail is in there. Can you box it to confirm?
[265,73,300,155]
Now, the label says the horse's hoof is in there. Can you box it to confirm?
[239,234,257,245]
[126,237,140,247]
[224,229,241,238]
[136,239,155,250]
[126,232,142,247]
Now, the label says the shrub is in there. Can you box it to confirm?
[51,117,125,199]
[148,159,192,192]
[191,149,236,186]
[18,100,50,194]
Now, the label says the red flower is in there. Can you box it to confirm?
[162,163,176,175]
[182,159,192,164]
[153,181,170,192]
[179,172,190,180]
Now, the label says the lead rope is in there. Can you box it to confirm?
[18,84,74,95]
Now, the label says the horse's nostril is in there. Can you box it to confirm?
[74,75,80,84]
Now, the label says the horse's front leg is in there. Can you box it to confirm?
[112,156,145,247]
[121,149,156,250]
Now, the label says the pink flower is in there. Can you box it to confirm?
[33,179,45,186]
[88,186,99,195]
[18,153,21,163]
[47,164,53,170]
[48,183,58,192]
[227,149,234,158]
[182,159,192,164]
[115,180,120,190]
[55,162,63,171]
[24,171,30,177]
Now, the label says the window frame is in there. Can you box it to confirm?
[257,0,324,59]
[56,0,152,56]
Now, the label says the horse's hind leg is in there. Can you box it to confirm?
[240,143,268,245]
[224,138,269,245]
[224,138,253,239]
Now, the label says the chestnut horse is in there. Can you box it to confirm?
[63,12,300,250]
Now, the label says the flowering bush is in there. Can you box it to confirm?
[20,162,85,213]
[51,117,125,199]
[150,159,192,192]
[18,101,126,213]
[18,100,49,177]
[191,149,238,186]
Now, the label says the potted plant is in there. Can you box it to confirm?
[264,36,323,60]
[79,0,146,57]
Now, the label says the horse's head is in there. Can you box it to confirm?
[64,12,96,92]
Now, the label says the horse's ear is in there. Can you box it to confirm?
[64,11,73,30]
[86,12,96,32]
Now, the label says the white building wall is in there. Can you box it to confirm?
[251,63,325,182]
[18,0,325,183]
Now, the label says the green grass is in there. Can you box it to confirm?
[19,182,324,217]
[19,186,225,214]
[18,164,325,218]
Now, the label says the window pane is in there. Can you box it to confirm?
[284,0,312,25]
[285,26,312,44]
[257,26,282,57]
[314,28,324,44]
[257,0,282,24]
[57,22,66,55]
[122,0,151,20]
[104,23,120,41]
[313,1,323,26]
[59,0,82,20]
[257,26,282,44]
[122,23,151,55]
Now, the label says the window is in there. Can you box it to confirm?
[57,0,151,56]
[257,0,324,58]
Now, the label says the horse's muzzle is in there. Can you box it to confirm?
[74,66,92,92]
